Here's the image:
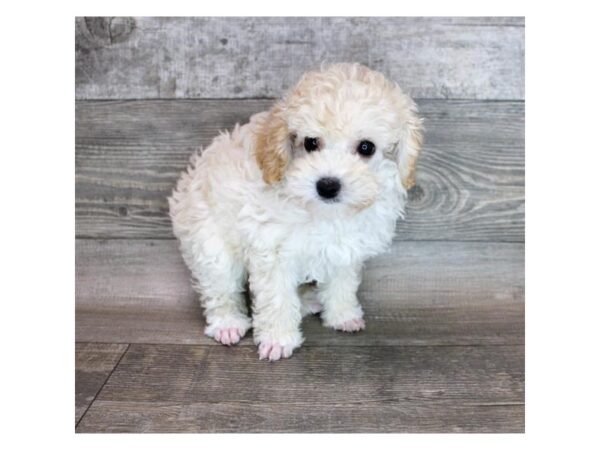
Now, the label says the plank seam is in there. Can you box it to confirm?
[74,236,525,244]
[74,341,524,349]
[75,98,526,103]
[75,343,131,430]
[84,400,526,407]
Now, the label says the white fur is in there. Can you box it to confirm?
[168,63,422,361]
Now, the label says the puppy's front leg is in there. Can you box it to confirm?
[319,264,366,332]
[249,259,304,361]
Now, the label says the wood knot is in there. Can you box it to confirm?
[407,184,425,202]
[79,17,136,49]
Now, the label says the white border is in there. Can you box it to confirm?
[4,1,600,448]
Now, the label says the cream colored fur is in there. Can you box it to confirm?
[168,63,423,361]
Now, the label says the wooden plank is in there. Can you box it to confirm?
[77,400,523,432]
[77,400,524,432]
[76,99,524,241]
[76,239,524,346]
[75,343,128,424]
[90,345,526,404]
[76,344,524,432]
[75,17,524,100]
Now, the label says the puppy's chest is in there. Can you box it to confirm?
[292,239,353,283]
[287,218,394,282]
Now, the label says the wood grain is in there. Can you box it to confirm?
[76,344,524,432]
[75,17,524,100]
[76,99,524,241]
[77,400,524,432]
[75,343,128,424]
[75,239,524,346]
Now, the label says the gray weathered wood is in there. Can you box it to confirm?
[76,99,524,241]
[76,17,524,100]
[77,400,524,432]
[75,343,128,424]
[76,344,524,432]
[76,239,524,346]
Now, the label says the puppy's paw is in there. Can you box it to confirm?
[255,331,304,362]
[322,305,365,333]
[333,317,365,333]
[306,300,323,314]
[213,328,245,346]
[257,342,296,361]
[204,315,251,346]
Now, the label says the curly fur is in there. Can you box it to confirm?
[169,63,423,361]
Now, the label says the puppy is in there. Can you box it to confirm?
[168,63,423,361]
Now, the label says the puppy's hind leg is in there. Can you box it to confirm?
[182,237,252,346]
[298,282,323,317]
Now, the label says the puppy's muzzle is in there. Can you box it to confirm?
[316,177,341,200]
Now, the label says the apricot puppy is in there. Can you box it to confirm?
[169,63,423,361]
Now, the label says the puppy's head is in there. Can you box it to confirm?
[255,63,423,213]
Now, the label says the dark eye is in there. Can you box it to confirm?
[304,137,320,152]
[357,140,376,157]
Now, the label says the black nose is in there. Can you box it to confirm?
[316,177,341,200]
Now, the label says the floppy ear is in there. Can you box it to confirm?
[395,109,424,190]
[255,104,292,184]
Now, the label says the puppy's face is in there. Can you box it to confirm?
[255,64,423,215]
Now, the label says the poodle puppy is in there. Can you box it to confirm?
[168,63,423,361]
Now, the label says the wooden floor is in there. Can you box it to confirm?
[75,17,525,433]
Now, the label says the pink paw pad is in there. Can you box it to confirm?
[213,328,244,346]
[336,317,365,332]
[258,342,294,361]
